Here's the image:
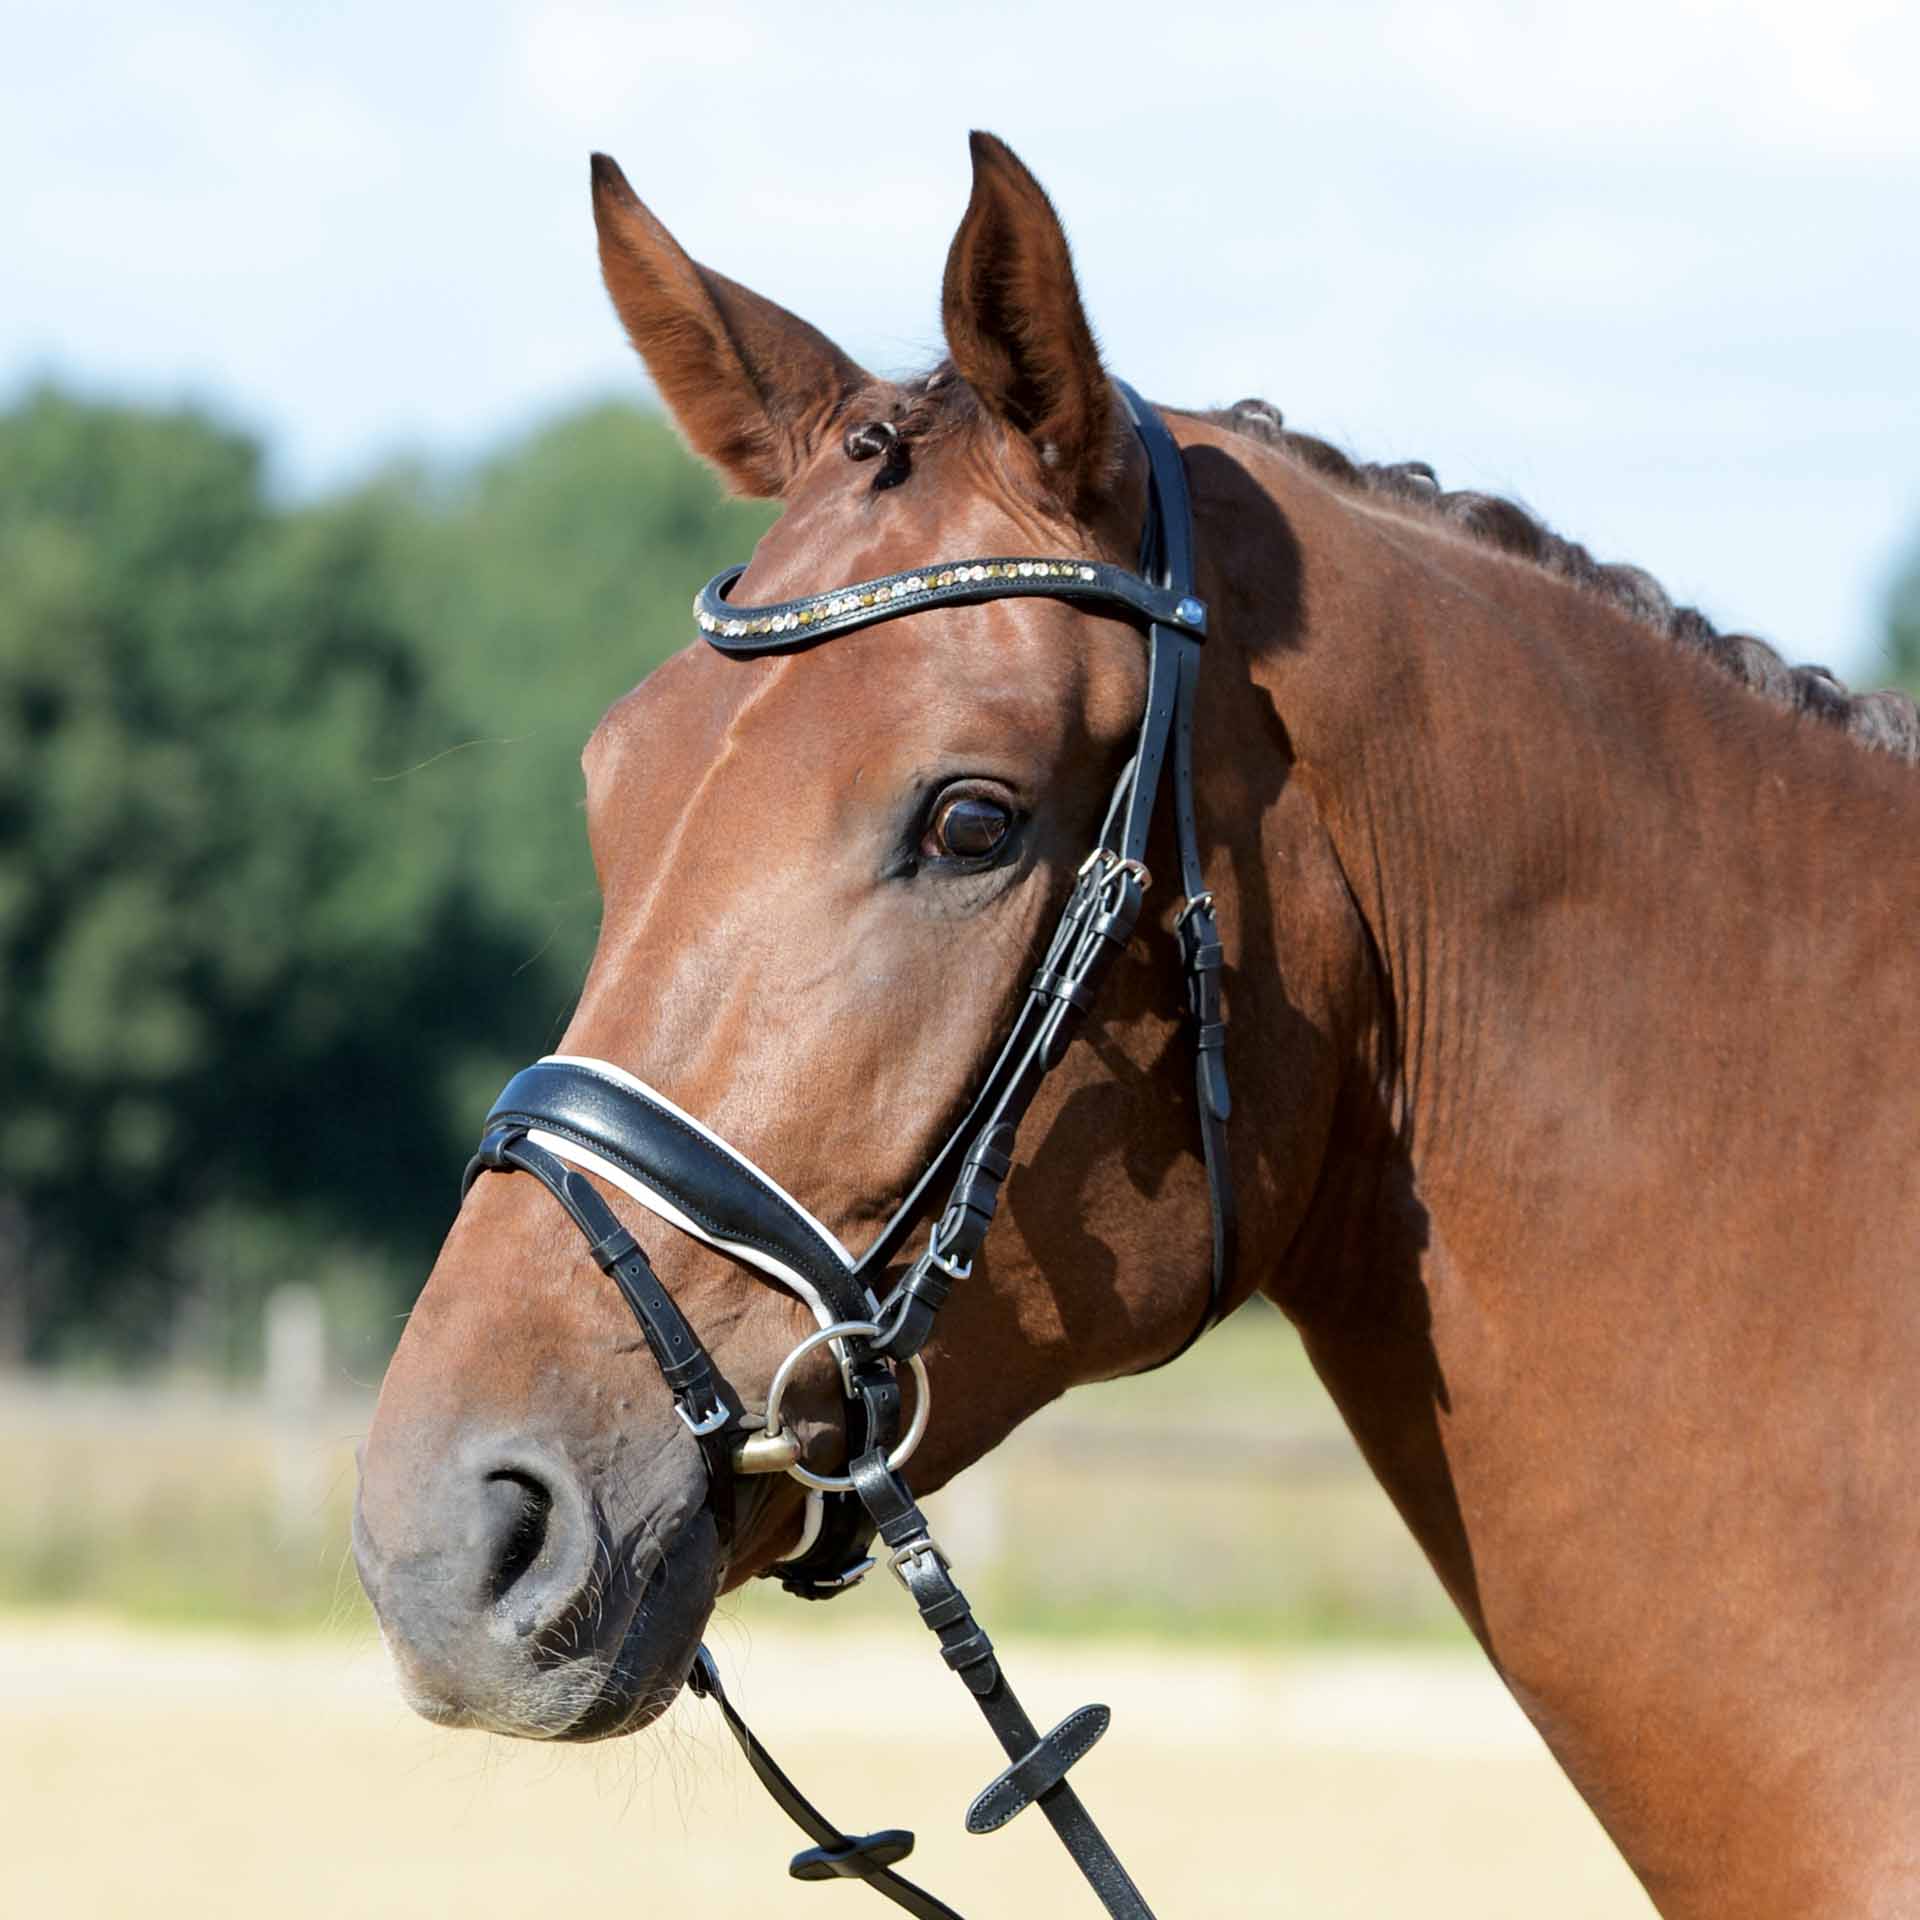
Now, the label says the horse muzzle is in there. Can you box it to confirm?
[352,1424,719,1740]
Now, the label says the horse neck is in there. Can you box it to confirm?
[1257,461,1919,1210]
[1229,443,1920,1244]
[1210,439,1920,1914]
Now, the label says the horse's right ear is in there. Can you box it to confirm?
[940,133,1119,517]
[590,155,870,499]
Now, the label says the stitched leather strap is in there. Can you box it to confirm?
[965,1704,1112,1835]
[1120,381,1236,1365]
[873,853,1147,1361]
[696,556,1206,655]
[871,382,1235,1371]
[848,1450,1156,1920]
[462,1128,737,1542]
[687,1648,963,1920]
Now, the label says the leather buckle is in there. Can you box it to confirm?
[676,1399,731,1438]
[926,1237,972,1284]
[887,1534,950,1590]
[1174,890,1215,932]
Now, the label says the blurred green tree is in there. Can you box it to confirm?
[388,399,771,1059]
[0,387,766,1365]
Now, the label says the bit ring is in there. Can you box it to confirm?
[760,1319,932,1493]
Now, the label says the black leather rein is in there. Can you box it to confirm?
[461,381,1234,1920]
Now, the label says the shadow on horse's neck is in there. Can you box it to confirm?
[1145,435,1474,1639]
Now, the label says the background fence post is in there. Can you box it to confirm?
[265,1283,329,1537]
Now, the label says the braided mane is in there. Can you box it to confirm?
[1206,398,1920,764]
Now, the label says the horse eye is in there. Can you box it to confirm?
[924,793,1013,861]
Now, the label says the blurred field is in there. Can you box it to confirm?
[2,1616,1653,1919]
[0,1304,1462,1643]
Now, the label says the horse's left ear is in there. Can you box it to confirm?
[590,154,870,498]
[941,132,1121,516]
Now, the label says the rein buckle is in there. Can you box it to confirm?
[887,1533,950,1590]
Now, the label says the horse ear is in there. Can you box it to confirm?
[590,154,870,499]
[940,132,1120,514]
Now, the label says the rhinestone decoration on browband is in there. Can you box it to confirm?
[696,558,1097,639]
[693,554,1208,658]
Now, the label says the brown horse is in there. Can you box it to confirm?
[354,133,1920,1916]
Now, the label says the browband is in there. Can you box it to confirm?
[695,557,1207,654]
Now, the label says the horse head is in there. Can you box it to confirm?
[352,134,1328,1743]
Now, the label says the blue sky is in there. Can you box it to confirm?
[6,0,1917,680]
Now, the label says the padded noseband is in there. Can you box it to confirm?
[472,1056,869,1326]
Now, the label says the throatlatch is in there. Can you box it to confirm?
[464,382,1231,1920]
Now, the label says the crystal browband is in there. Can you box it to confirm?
[693,556,1208,657]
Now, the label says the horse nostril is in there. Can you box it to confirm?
[481,1469,557,1607]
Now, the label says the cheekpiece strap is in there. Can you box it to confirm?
[463,1126,738,1539]
[695,557,1207,656]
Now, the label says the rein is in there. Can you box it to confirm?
[462,382,1233,1918]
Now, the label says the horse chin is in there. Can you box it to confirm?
[550,1518,722,1742]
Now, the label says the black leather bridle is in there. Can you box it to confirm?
[462,382,1233,1919]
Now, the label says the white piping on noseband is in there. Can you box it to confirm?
[524,1131,850,1327]
[532,1053,877,1569]
[541,1052,861,1295]
[783,1479,825,1562]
